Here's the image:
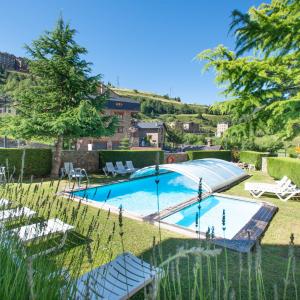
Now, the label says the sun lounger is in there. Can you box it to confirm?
[116,161,134,174]
[75,252,163,300]
[0,198,10,207]
[245,178,299,201]
[0,207,36,223]
[103,162,127,176]
[10,218,74,258]
[125,161,138,173]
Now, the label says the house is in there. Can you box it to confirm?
[216,123,229,137]
[0,96,15,117]
[182,122,200,133]
[168,121,183,131]
[130,121,166,148]
[77,88,141,150]
[0,51,28,72]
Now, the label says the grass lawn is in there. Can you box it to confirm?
[1,171,299,299]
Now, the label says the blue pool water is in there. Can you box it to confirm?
[163,195,262,239]
[72,172,199,216]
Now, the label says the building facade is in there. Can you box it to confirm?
[182,122,200,133]
[216,123,229,137]
[76,89,141,150]
[130,121,166,148]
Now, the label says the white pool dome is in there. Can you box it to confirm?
[130,158,247,193]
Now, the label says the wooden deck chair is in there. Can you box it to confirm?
[10,218,74,258]
[75,252,163,300]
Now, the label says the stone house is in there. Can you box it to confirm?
[130,121,166,148]
[182,122,200,133]
[77,89,141,150]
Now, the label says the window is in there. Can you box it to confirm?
[116,102,124,108]
[114,112,124,120]
[117,127,124,133]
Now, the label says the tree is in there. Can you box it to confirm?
[119,137,130,150]
[165,126,184,148]
[0,17,117,177]
[197,0,300,146]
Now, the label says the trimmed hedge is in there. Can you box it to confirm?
[0,148,52,177]
[267,157,300,186]
[187,150,232,161]
[99,150,164,169]
[240,151,270,170]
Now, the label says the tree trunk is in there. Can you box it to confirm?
[51,135,63,178]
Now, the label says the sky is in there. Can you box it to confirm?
[0,0,264,105]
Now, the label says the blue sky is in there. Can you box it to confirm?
[0,0,264,105]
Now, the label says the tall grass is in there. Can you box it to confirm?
[0,163,299,299]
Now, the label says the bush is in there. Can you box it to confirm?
[267,157,300,186]
[99,150,164,169]
[0,148,52,177]
[239,151,271,170]
[187,150,232,161]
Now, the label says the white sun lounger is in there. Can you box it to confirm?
[10,218,74,258]
[0,207,36,223]
[125,161,138,173]
[0,198,10,207]
[245,176,289,191]
[103,162,127,176]
[245,179,300,201]
[75,252,163,300]
[116,161,134,174]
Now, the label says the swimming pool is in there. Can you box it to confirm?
[72,172,199,217]
[162,194,262,239]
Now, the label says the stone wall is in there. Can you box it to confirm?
[61,150,99,172]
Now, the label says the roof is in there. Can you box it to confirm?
[131,158,247,193]
[137,121,165,129]
[181,145,222,151]
[105,96,140,111]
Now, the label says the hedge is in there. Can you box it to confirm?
[267,157,300,186]
[0,148,52,177]
[99,150,164,169]
[187,150,232,161]
[239,151,271,170]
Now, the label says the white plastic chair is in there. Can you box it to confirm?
[62,162,89,187]
[125,161,138,172]
[116,161,133,174]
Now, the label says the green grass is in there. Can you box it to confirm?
[1,171,299,299]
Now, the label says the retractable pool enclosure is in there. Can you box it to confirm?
[130,158,247,193]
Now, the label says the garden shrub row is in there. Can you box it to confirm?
[267,157,300,186]
[187,150,232,161]
[239,151,271,170]
[99,150,164,169]
[0,148,52,177]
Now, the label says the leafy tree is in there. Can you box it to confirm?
[197,0,300,146]
[0,18,117,177]
[165,126,184,147]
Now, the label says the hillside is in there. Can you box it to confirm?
[112,87,230,137]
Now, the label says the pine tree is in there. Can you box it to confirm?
[0,17,117,177]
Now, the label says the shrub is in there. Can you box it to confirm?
[267,157,300,186]
[187,150,232,161]
[0,148,52,177]
[239,151,271,170]
[99,150,164,169]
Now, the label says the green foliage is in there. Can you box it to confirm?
[197,0,300,143]
[183,133,205,145]
[99,150,164,169]
[187,150,231,161]
[0,148,52,176]
[0,17,117,176]
[118,138,130,150]
[240,151,270,170]
[165,127,184,147]
[267,157,300,186]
